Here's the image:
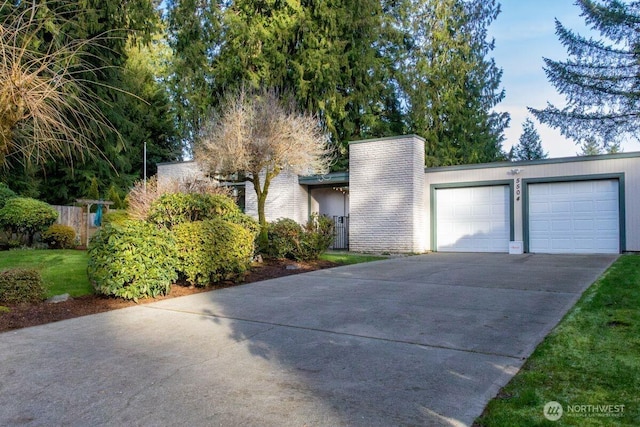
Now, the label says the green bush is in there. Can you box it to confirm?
[0,197,58,246]
[107,185,126,209]
[0,183,17,209]
[299,214,335,260]
[103,210,130,225]
[173,218,254,287]
[88,220,178,301]
[0,268,46,304]
[266,214,334,261]
[147,193,240,229]
[266,218,303,259]
[41,224,76,249]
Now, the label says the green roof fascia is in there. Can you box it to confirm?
[425,151,640,174]
[298,171,349,186]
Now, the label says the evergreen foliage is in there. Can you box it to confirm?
[399,0,509,166]
[88,220,178,301]
[0,197,58,246]
[173,219,254,287]
[42,224,76,249]
[512,118,548,161]
[1,1,181,204]
[167,0,508,168]
[0,268,45,304]
[530,0,640,151]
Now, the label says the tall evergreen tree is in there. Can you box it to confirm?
[512,118,547,161]
[165,0,223,147]
[530,0,640,151]
[2,0,180,204]
[399,0,509,166]
[166,0,508,168]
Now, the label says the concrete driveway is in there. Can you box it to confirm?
[0,253,616,426]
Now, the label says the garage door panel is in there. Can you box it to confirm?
[436,186,510,253]
[528,180,619,254]
[573,219,594,231]
[551,220,572,231]
[551,201,572,213]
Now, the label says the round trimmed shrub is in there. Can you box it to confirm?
[173,218,254,287]
[0,197,58,246]
[147,193,240,229]
[88,220,178,301]
[0,268,46,304]
[41,224,76,249]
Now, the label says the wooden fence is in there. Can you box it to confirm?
[52,205,94,247]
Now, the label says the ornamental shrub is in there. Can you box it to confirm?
[147,193,240,229]
[41,224,76,249]
[88,220,178,301]
[173,218,254,287]
[0,268,46,304]
[266,214,334,261]
[0,197,58,246]
[298,214,335,261]
[0,183,17,209]
[266,218,303,259]
[103,210,130,226]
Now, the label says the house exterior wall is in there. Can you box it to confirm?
[425,153,640,251]
[349,135,427,252]
[310,188,349,218]
[244,171,309,224]
[156,161,206,184]
[154,139,640,254]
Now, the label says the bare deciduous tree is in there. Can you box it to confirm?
[0,1,112,167]
[196,89,332,245]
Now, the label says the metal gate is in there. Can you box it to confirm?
[331,216,349,250]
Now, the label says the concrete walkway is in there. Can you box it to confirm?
[0,253,616,426]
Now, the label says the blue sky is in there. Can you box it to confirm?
[490,0,636,157]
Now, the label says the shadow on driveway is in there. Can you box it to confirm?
[0,253,616,426]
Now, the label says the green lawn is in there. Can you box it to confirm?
[319,251,387,265]
[0,249,92,298]
[475,254,640,426]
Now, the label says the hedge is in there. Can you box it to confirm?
[88,220,178,301]
[173,218,254,287]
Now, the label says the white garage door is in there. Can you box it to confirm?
[528,180,619,254]
[436,186,510,252]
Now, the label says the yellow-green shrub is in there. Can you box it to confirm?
[103,210,130,225]
[147,193,240,229]
[88,220,178,301]
[173,218,254,287]
[42,224,76,249]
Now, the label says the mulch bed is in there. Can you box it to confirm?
[0,258,338,333]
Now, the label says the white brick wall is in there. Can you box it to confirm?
[349,135,427,252]
[156,161,206,184]
[245,171,308,224]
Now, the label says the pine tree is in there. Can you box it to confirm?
[530,0,640,151]
[578,137,603,156]
[512,118,548,161]
[1,0,181,204]
[400,0,509,166]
